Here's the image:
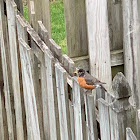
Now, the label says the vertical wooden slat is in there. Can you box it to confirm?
[19,38,41,140]
[41,0,51,37]
[69,101,75,140]
[44,50,59,140]
[85,0,112,91]
[84,94,98,140]
[38,21,50,46]
[0,1,14,139]
[40,63,50,140]
[72,77,83,140]
[0,40,4,140]
[55,62,71,140]
[98,98,111,140]
[30,40,45,140]
[122,0,140,108]
[6,1,24,139]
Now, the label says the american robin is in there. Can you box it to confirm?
[74,69,107,92]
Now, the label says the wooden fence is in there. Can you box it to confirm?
[0,0,140,140]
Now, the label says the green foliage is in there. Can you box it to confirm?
[23,6,29,22]
[23,1,67,54]
[50,0,67,54]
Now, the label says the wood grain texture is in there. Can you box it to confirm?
[0,1,14,139]
[40,63,50,140]
[19,39,41,140]
[72,77,84,140]
[122,0,140,108]
[28,0,51,36]
[0,31,4,140]
[16,14,29,140]
[62,54,75,76]
[63,0,88,57]
[38,21,50,46]
[44,50,59,140]
[98,98,111,140]
[85,0,112,91]
[55,62,71,140]
[6,1,24,139]
[109,72,136,140]
[84,94,98,140]
[108,0,123,51]
[30,47,45,140]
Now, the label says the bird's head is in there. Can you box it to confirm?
[74,69,85,77]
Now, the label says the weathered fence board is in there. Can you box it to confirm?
[30,40,45,140]
[84,94,98,140]
[85,0,112,91]
[38,21,50,46]
[126,128,137,140]
[19,38,41,140]
[0,50,4,140]
[63,0,88,57]
[137,109,140,139]
[122,0,140,108]
[98,98,111,140]
[28,0,51,36]
[72,77,84,140]
[40,63,50,140]
[16,14,28,140]
[62,54,75,76]
[0,1,14,139]
[108,0,123,51]
[6,1,24,139]
[55,62,71,140]
[44,50,59,140]
[109,73,136,140]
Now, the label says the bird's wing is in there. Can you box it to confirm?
[84,72,106,85]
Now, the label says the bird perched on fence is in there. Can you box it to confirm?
[74,69,107,93]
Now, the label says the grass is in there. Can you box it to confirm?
[50,0,67,54]
[23,0,67,54]
[23,6,29,22]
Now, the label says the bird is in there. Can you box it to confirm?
[74,69,107,93]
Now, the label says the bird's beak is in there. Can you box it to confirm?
[74,70,78,75]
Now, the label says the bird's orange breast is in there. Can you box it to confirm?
[77,77,95,89]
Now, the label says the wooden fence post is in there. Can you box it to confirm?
[85,0,112,91]
[63,0,88,58]
[6,1,24,139]
[84,94,98,140]
[126,128,137,140]
[19,38,41,140]
[28,0,51,36]
[109,72,136,140]
[122,0,140,108]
